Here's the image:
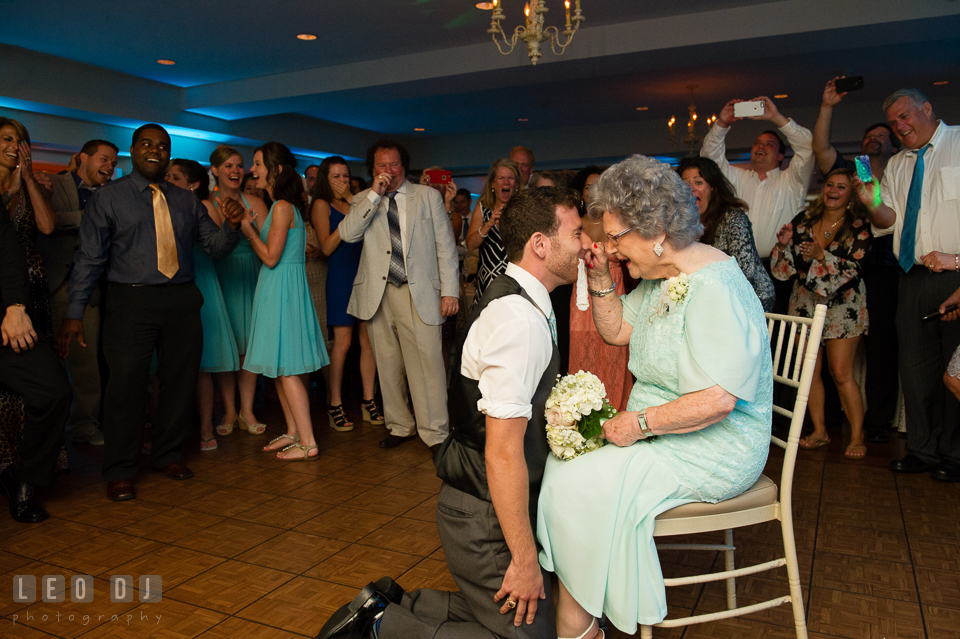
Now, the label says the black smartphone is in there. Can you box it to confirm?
[922,304,958,322]
[834,76,864,93]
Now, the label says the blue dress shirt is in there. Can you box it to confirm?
[66,171,240,320]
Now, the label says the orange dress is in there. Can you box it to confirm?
[568,257,634,411]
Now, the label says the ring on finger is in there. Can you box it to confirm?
[504,599,517,609]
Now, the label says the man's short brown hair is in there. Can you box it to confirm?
[501,186,579,262]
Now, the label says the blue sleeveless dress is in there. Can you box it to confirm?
[326,204,363,326]
[243,202,329,378]
[214,194,261,357]
[537,259,772,633]
[194,246,239,373]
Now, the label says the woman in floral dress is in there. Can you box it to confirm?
[772,168,871,458]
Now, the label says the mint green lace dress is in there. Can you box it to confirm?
[537,259,772,633]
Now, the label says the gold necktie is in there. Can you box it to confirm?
[149,184,179,279]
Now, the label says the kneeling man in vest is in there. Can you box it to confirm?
[318,187,588,639]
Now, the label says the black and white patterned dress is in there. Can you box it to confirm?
[711,209,776,312]
[474,205,508,303]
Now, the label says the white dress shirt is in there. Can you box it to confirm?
[461,263,554,420]
[874,121,960,263]
[701,119,816,258]
[362,180,409,269]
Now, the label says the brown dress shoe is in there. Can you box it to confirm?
[158,461,194,480]
[106,479,136,502]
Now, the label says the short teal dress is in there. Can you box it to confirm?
[243,202,329,378]
[194,246,240,373]
[537,259,772,633]
[214,194,261,357]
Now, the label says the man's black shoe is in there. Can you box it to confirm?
[0,468,49,524]
[932,460,960,482]
[889,454,938,473]
[374,576,404,605]
[316,582,390,639]
[379,434,416,449]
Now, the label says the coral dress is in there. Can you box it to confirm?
[243,203,329,378]
[537,259,772,633]
[568,257,633,411]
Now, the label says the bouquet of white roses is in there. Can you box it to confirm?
[544,370,617,461]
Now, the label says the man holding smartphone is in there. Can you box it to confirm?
[700,96,815,312]
[856,88,960,482]
[813,77,901,444]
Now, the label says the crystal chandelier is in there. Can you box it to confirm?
[488,0,584,66]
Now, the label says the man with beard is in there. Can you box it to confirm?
[813,77,901,442]
[38,139,119,447]
[316,188,587,639]
[58,124,243,501]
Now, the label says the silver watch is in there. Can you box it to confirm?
[636,408,654,439]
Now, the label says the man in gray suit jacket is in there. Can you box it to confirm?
[338,140,459,450]
[37,139,117,446]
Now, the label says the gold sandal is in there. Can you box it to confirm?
[278,443,319,462]
[263,433,299,452]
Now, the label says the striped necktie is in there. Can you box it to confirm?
[386,192,406,286]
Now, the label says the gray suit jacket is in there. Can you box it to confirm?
[36,171,85,294]
[339,182,458,325]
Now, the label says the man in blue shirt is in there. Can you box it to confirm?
[58,124,243,502]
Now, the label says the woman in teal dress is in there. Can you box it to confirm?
[165,159,239,451]
[240,142,328,461]
[208,146,269,437]
[537,155,773,638]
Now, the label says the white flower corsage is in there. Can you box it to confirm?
[652,272,691,320]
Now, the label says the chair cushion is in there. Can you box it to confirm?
[656,475,778,520]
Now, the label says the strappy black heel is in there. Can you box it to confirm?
[360,399,384,425]
[328,405,354,432]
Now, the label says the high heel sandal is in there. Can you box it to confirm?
[215,417,236,437]
[360,399,384,425]
[328,405,354,432]
[237,414,267,435]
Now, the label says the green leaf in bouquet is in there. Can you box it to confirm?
[579,409,604,441]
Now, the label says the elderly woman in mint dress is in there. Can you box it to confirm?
[240,142,328,461]
[536,155,773,638]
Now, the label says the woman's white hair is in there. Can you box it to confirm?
[587,154,703,249]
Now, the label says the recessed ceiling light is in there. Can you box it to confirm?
[636,107,649,111]
[157,59,176,65]
[774,94,788,99]
[297,33,317,41]
[414,128,425,132]
[933,80,949,86]
[518,118,529,122]
[476,2,494,9]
